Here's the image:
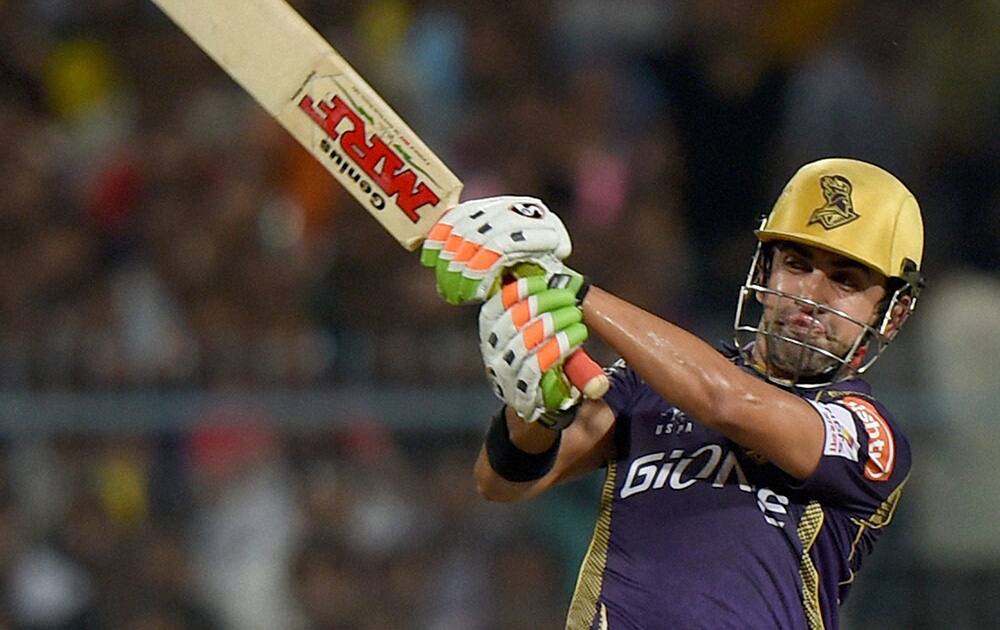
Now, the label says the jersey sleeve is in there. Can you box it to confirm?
[794,395,911,517]
[600,359,642,422]
[599,360,644,462]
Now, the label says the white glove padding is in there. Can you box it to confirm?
[479,277,588,422]
[420,196,572,305]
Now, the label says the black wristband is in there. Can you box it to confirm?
[485,407,561,483]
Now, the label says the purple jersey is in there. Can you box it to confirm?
[566,358,910,630]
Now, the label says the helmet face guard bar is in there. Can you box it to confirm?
[733,240,918,388]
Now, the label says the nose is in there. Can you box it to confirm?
[792,270,831,311]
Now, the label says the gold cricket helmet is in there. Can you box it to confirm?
[757,157,923,281]
[734,158,925,387]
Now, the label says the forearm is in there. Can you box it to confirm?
[475,401,615,502]
[474,448,551,502]
[505,405,559,452]
[474,407,559,502]
[580,287,820,476]
[582,287,751,424]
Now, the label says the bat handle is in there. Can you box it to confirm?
[564,348,609,399]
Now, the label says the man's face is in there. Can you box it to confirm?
[754,242,888,380]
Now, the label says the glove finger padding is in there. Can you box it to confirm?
[480,290,580,357]
[478,275,548,323]
[457,229,568,303]
[486,322,589,422]
[421,196,571,305]
[480,282,588,423]
[420,197,501,268]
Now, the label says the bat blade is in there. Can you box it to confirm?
[150,0,462,250]
[150,0,609,399]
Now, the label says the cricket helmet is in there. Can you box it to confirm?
[734,158,925,387]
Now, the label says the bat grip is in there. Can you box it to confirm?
[564,348,609,399]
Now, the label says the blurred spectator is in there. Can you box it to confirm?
[0,1,996,628]
[650,0,791,320]
[188,414,303,630]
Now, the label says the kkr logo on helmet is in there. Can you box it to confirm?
[808,175,860,230]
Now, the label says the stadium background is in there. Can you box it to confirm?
[0,0,998,628]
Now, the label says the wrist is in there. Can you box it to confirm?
[506,406,560,451]
[486,407,561,482]
[535,403,582,431]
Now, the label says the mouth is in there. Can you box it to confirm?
[781,313,827,339]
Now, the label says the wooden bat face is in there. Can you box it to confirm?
[151,0,462,250]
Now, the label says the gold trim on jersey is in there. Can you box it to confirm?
[837,522,867,589]
[566,462,617,630]
[797,500,826,630]
[858,473,908,529]
[840,474,909,588]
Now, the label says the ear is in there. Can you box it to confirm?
[883,294,913,339]
[753,246,773,305]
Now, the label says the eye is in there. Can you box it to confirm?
[783,254,810,272]
[831,272,862,291]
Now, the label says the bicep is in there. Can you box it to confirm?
[717,382,824,479]
[793,397,910,513]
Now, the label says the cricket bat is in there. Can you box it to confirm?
[149,0,608,399]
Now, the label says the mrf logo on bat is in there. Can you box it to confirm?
[297,82,440,223]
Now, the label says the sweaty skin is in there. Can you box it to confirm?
[580,287,826,475]
[475,244,901,503]
[475,287,824,502]
[754,243,889,380]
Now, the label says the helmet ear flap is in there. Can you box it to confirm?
[753,243,775,287]
[900,258,925,298]
[761,243,775,282]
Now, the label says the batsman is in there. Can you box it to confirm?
[422,158,924,629]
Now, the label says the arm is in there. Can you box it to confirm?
[582,287,824,479]
[474,399,615,502]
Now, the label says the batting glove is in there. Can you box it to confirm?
[479,276,588,425]
[420,196,572,305]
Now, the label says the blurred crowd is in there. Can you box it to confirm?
[0,418,582,629]
[0,0,998,628]
[1,0,998,390]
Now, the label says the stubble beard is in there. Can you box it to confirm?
[760,311,849,380]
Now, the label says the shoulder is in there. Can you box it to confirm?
[810,389,911,483]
